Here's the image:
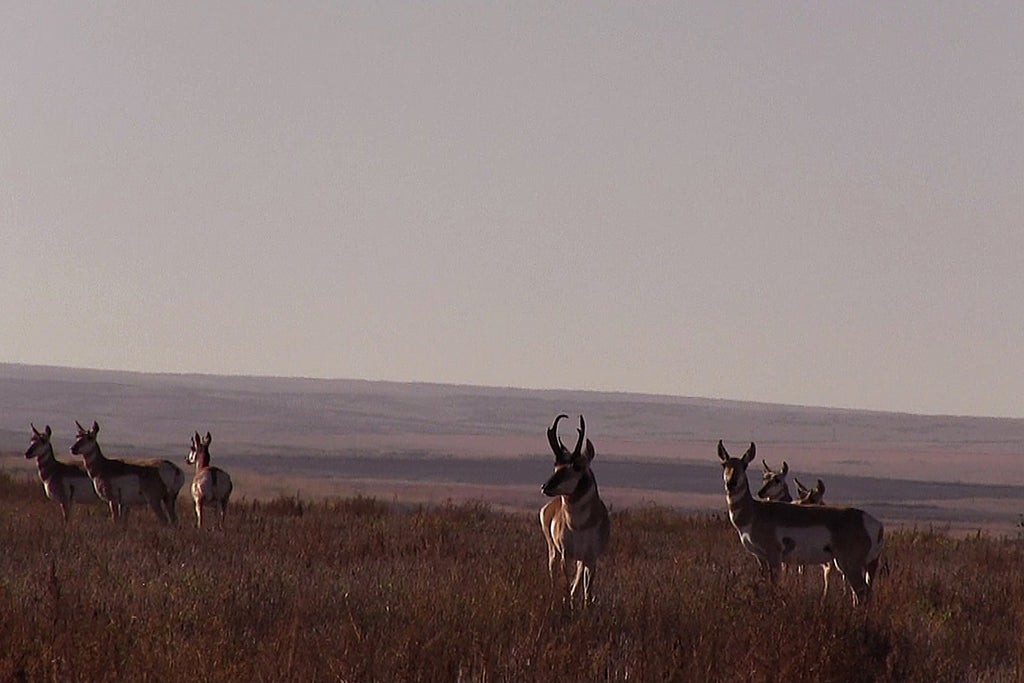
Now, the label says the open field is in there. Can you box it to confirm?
[2,471,1023,682]
[3,363,1024,532]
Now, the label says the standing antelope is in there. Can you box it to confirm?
[795,478,826,505]
[186,431,233,529]
[24,424,101,522]
[540,414,611,607]
[790,475,836,598]
[717,440,883,605]
[70,420,185,525]
[758,463,836,597]
[758,459,792,502]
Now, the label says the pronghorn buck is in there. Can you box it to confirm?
[24,423,101,521]
[717,440,883,605]
[186,431,233,529]
[539,414,611,606]
[70,420,185,525]
[757,459,792,502]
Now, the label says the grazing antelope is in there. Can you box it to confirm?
[717,441,883,605]
[70,420,185,525]
[757,459,792,502]
[186,431,233,529]
[24,423,101,521]
[540,414,611,606]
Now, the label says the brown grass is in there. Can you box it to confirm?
[1,470,1023,682]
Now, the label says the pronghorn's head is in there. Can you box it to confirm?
[25,423,53,459]
[187,431,213,466]
[70,420,100,456]
[717,440,755,493]
[795,478,826,505]
[757,459,791,501]
[541,414,595,497]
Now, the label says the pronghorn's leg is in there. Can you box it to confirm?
[195,500,204,529]
[581,560,596,605]
[538,503,559,580]
[60,500,71,523]
[165,493,179,524]
[146,495,169,525]
[568,560,586,605]
[217,500,227,528]
[107,500,118,522]
[820,562,832,602]
[865,557,880,586]
[834,556,870,606]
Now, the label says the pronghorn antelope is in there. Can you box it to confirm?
[24,423,101,521]
[186,431,233,529]
[790,475,836,597]
[759,466,836,596]
[70,420,185,525]
[539,414,611,606]
[757,459,792,502]
[717,440,883,605]
[795,478,826,506]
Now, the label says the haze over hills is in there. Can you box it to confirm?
[2,363,1023,530]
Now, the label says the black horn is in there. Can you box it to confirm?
[572,414,586,458]
[547,414,569,461]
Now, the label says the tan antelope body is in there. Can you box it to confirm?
[71,421,185,525]
[24,424,101,521]
[540,414,610,606]
[186,431,233,529]
[718,441,883,605]
[758,461,835,598]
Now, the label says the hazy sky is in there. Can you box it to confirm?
[3,3,1023,418]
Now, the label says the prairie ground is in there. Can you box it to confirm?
[2,471,1023,682]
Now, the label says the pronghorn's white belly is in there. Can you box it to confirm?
[737,525,834,565]
[44,475,99,503]
[772,525,835,565]
[94,475,149,504]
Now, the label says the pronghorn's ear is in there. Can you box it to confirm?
[780,461,788,476]
[815,479,825,496]
[91,421,100,434]
[717,440,728,462]
[44,424,52,438]
[203,432,212,446]
[741,442,755,463]
[582,438,595,463]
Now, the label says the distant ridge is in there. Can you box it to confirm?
[2,362,1021,455]
[5,363,1024,527]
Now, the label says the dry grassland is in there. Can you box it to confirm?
[3,470,1024,682]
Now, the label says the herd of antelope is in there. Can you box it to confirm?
[20,414,883,607]
[24,421,232,529]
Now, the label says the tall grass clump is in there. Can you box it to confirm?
[0,469,1022,681]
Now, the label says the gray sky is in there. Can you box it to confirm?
[3,3,1023,418]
